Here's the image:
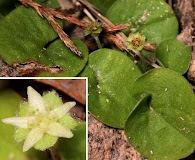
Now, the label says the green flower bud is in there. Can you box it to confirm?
[126,32,146,51]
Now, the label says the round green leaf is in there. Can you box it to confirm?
[156,39,191,74]
[106,0,178,45]
[125,68,195,159]
[35,0,60,8]
[39,39,88,77]
[87,0,117,15]
[0,6,88,76]
[81,49,142,128]
[0,6,57,64]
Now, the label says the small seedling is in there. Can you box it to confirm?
[84,20,103,48]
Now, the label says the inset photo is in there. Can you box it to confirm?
[0,78,87,160]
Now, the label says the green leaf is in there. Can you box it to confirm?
[0,6,57,64]
[80,49,142,128]
[125,68,195,159]
[0,6,88,76]
[35,0,60,8]
[107,0,178,45]
[39,39,88,77]
[59,122,86,160]
[156,39,191,74]
[87,0,117,15]
[84,29,92,36]
[0,89,46,159]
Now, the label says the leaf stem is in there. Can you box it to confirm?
[48,145,62,160]
[92,34,102,49]
[156,58,165,68]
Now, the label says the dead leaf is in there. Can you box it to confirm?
[35,79,86,105]
[12,60,62,76]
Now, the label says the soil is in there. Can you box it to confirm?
[88,114,146,160]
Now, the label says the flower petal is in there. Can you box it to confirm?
[27,86,45,113]
[23,127,44,152]
[47,122,73,138]
[2,117,33,128]
[49,101,76,119]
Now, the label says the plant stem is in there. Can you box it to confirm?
[92,34,102,49]
[48,145,62,160]
[156,58,165,68]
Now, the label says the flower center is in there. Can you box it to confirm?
[27,110,58,132]
[131,37,142,49]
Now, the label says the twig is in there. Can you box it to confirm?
[76,0,128,51]
[106,34,134,55]
[19,0,161,68]
[57,16,130,33]
[0,58,62,77]
[54,15,130,50]
[167,0,172,8]
[20,0,130,54]
[12,60,62,75]
[76,0,161,68]
[19,0,82,56]
[73,0,96,21]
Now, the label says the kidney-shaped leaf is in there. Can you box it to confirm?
[156,39,191,74]
[81,49,142,128]
[0,6,88,76]
[39,39,88,77]
[87,0,117,15]
[125,68,195,159]
[107,0,178,45]
[0,6,57,64]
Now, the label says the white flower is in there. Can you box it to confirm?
[2,86,77,152]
